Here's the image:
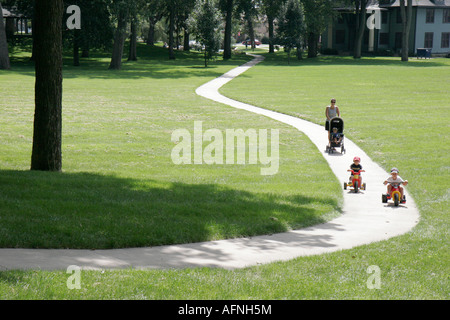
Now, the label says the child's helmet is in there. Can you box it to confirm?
[391,167,399,173]
[353,156,360,162]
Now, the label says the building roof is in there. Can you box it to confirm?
[380,0,450,8]
[2,6,25,18]
[334,1,389,12]
[334,0,450,10]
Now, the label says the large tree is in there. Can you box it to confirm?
[277,0,304,64]
[128,17,138,61]
[236,0,259,50]
[160,0,184,59]
[143,0,164,46]
[160,0,195,59]
[0,2,10,69]
[189,0,221,67]
[109,0,129,69]
[31,0,64,171]
[64,0,113,65]
[219,0,235,59]
[353,0,367,59]
[399,0,412,62]
[127,0,150,61]
[261,0,286,54]
[303,0,334,58]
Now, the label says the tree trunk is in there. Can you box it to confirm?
[73,28,80,66]
[81,47,89,58]
[109,8,128,69]
[223,0,233,59]
[175,23,180,49]
[400,0,412,61]
[31,0,63,171]
[147,17,155,45]
[168,8,175,59]
[183,29,190,51]
[296,45,303,60]
[128,19,137,61]
[30,12,36,61]
[268,15,274,53]
[246,16,255,49]
[0,2,11,69]
[307,32,319,58]
[353,0,367,59]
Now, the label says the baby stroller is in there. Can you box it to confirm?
[326,117,345,154]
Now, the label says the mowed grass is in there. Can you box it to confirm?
[220,52,449,242]
[1,47,448,300]
[0,45,341,249]
[219,52,450,299]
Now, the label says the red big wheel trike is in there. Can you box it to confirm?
[344,169,366,193]
[382,184,406,206]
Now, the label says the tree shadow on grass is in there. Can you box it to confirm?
[5,45,254,80]
[259,52,450,68]
[4,57,228,80]
[0,170,339,250]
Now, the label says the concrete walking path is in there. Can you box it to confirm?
[0,55,420,271]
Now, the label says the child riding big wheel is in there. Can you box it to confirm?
[383,167,408,205]
[344,156,366,192]
[349,156,364,183]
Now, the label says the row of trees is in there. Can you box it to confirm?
[1,0,416,70]
[0,0,346,69]
[102,0,336,66]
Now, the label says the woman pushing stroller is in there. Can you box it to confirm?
[325,98,340,145]
[325,99,345,154]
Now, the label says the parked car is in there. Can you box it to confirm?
[242,39,261,46]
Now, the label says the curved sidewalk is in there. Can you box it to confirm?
[0,55,420,271]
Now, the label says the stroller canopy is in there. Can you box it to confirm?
[329,117,344,133]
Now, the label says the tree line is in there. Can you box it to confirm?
[2,0,416,70]
[1,0,416,71]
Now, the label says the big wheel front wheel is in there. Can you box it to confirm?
[394,193,399,206]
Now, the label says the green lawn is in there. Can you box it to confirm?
[0,46,448,299]
[0,45,340,249]
[220,52,450,249]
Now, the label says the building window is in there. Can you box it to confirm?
[426,9,434,23]
[424,32,434,48]
[335,30,345,44]
[442,32,450,48]
[444,9,450,23]
[380,32,389,45]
